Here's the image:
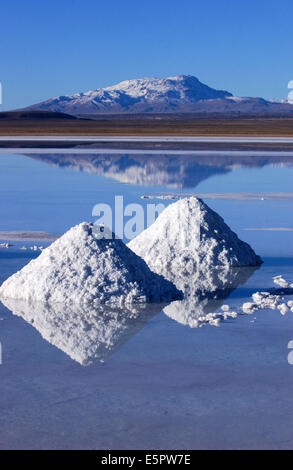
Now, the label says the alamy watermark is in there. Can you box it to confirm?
[288,340,293,365]
[288,80,293,103]
[92,196,166,241]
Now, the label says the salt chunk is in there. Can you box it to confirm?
[273,275,289,288]
[252,291,280,310]
[242,302,257,314]
[278,303,289,316]
[221,305,230,311]
[226,311,238,318]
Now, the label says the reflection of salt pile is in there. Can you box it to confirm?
[0,222,181,305]
[166,272,293,328]
[128,197,262,292]
[163,266,256,328]
[1,298,163,365]
[164,299,238,328]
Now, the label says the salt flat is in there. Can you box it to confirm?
[0,147,292,449]
[0,249,292,449]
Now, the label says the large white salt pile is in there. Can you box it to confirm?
[0,222,181,305]
[128,197,262,291]
[1,298,163,365]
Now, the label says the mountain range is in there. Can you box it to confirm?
[25,75,293,115]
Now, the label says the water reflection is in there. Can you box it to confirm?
[164,266,257,327]
[25,152,293,189]
[1,299,165,365]
[1,266,257,364]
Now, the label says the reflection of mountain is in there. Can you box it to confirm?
[1,299,164,365]
[25,152,293,189]
[163,266,258,328]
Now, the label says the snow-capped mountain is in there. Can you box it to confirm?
[25,75,293,115]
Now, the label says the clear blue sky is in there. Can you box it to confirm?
[0,0,292,110]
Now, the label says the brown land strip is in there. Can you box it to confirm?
[0,113,293,137]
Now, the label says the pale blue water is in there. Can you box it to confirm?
[0,152,293,254]
[0,150,292,449]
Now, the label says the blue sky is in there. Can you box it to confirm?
[0,0,292,110]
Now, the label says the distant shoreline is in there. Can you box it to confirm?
[1,135,293,152]
[0,231,59,242]
[1,135,293,142]
[0,113,293,141]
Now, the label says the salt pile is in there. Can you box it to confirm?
[128,197,261,328]
[1,298,163,365]
[0,222,181,305]
[128,197,262,291]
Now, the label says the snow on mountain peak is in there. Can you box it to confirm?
[24,75,293,115]
[25,75,234,114]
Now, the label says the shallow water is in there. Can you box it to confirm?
[0,149,292,449]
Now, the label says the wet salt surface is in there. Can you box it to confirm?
[0,248,292,449]
[0,150,293,449]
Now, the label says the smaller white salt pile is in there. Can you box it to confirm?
[0,222,181,305]
[128,197,262,291]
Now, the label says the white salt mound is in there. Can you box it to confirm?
[128,197,262,290]
[0,222,181,305]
